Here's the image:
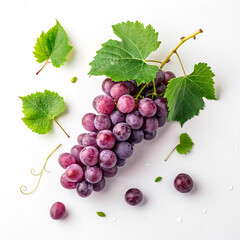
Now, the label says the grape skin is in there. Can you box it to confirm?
[113,123,131,141]
[96,95,115,115]
[117,95,135,114]
[50,202,66,220]
[58,153,76,169]
[125,188,143,206]
[138,98,157,117]
[94,114,111,131]
[80,146,99,166]
[110,110,125,125]
[142,117,158,133]
[82,113,97,132]
[96,130,115,149]
[60,173,77,189]
[126,110,143,130]
[93,177,106,192]
[99,150,117,168]
[65,164,84,182]
[102,78,115,95]
[110,83,130,100]
[174,173,193,193]
[76,180,93,197]
[85,166,103,184]
[114,141,133,159]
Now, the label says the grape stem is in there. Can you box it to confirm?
[164,146,176,161]
[20,144,62,195]
[54,119,70,138]
[160,29,203,68]
[174,51,186,76]
[135,84,147,100]
[36,59,50,75]
[145,59,162,64]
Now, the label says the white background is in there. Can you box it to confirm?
[1,0,240,239]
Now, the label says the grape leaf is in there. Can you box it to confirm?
[176,133,194,154]
[164,62,216,126]
[89,21,160,85]
[96,212,106,217]
[155,176,162,182]
[33,20,72,68]
[20,90,66,134]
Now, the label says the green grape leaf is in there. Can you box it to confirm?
[89,21,160,85]
[176,133,194,155]
[164,62,216,126]
[20,90,66,134]
[96,212,106,217]
[155,176,162,182]
[33,20,72,68]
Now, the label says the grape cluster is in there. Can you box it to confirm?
[58,69,175,198]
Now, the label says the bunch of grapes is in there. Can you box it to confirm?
[58,69,176,198]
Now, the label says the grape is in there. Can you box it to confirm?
[99,150,117,168]
[95,95,115,115]
[129,129,144,144]
[76,180,93,197]
[60,173,77,189]
[163,71,176,85]
[93,177,106,192]
[142,117,158,133]
[130,79,137,87]
[94,114,111,131]
[154,98,168,117]
[148,69,165,87]
[117,95,135,114]
[96,130,115,149]
[70,145,84,163]
[101,165,118,178]
[102,78,115,95]
[138,98,157,117]
[110,110,125,125]
[50,202,66,220]
[77,133,86,145]
[110,83,130,100]
[114,141,133,159]
[124,81,135,94]
[85,166,103,184]
[113,123,131,141]
[144,131,157,140]
[80,146,99,166]
[157,116,167,127]
[58,153,76,169]
[116,158,126,167]
[65,164,84,182]
[126,110,143,129]
[125,188,143,206]
[174,173,193,193]
[82,133,98,147]
[93,95,103,111]
[82,113,97,132]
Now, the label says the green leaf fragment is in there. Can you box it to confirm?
[176,133,194,155]
[71,76,77,83]
[96,212,106,217]
[155,176,162,182]
[89,21,160,85]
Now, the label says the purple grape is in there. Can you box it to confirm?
[102,78,115,95]
[174,173,193,193]
[124,81,135,95]
[93,95,103,111]
[144,131,157,140]
[77,133,86,145]
[96,95,115,115]
[82,133,98,147]
[82,113,97,132]
[138,98,157,117]
[129,129,144,144]
[126,110,143,129]
[157,116,167,127]
[142,117,158,133]
[110,83,130,100]
[113,141,133,159]
[50,202,66,220]
[110,110,125,125]
[125,188,143,206]
[148,69,165,87]
[93,177,106,192]
[154,98,168,117]
[94,114,111,131]
[101,165,118,178]
[113,123,131,141]
[130,79,137,87]
[58,153,76,169]
[96,130,115,149]
[116,158,126,167]
[85,166,103,184]
[70,145,85,163]
[65,164,84,182]
[117,94,135,114]
[99,150,117,168]
[163,71,176,85]
[76,180,93,197]
[60,173,77,189]
[80,146,99,166]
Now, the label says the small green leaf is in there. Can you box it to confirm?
[89,21,160,85]
[155,176,162,182]
[96,212,106,217]
[71,76,77,83]
[176,133,194,154]
[20,90,66,134]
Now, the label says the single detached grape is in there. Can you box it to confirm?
[58,153,76,169]
[70,145,85,163]
[77,133,86,145]
[116,158,126,167]
[96,130,115,149]
[93,95,103,111]
[125,188,143,206]
[60,173,77,189]
[144,131,157,140]
[76,180,93,197]
[154,98,168,117]
[113,123,131,141]
[50,202,66,220]
[110,83,130,100]
[110,110,125,125]
[94,114,111,131]
[93,177,106,192]
[126,110,143,129]
[85,166,103,184]
[114,141,133,159]
[82,133,98,147]
[117,94,135,114]
[80,146,99,166]
[101,165,118,178]
[163,71,176,85]
[174,173,193,193]
[129,129,144,144]
[138,98,157,117]
[82,113,97,132]
[102,78,115,95]
[99,150,117,168]
[96,95,115,115]
[142,117,158,133]
[65,164,84,182]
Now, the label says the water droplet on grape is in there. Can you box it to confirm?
[176,217,182,223]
